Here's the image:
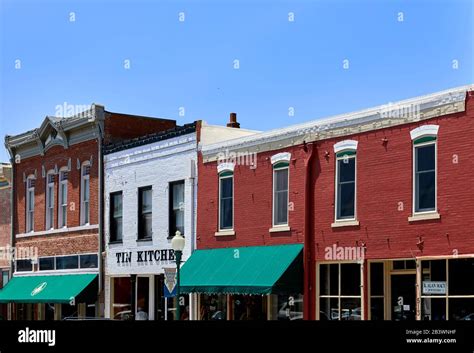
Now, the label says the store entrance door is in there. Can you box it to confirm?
[391,274,416,321]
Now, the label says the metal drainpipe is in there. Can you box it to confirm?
[303,142,315,320]
[97,122,104,317]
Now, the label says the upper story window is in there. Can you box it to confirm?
[334,140,358,221]
[26,176,36,232]
[218,163,234,231]
[110,191,123,243]
[58,169,69,228]
[45,171,55,230]
[411,125,439,214]
[271,153,291,227]
[138,186,152,240]
[81,162,91,225]
[16,259,33,272]
[169,180,185,237]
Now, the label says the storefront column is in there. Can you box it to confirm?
[416,258,421,321]
[226,295,232,320]
[105,276,112,319]
[362,260,368,320]
[78,303,86,318]
[148,275,155,320]
[54,304,61,320]
[38,304,44,320]
[189,293,197,320]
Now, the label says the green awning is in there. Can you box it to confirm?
[0,274,97,304]
[180,244,303,295]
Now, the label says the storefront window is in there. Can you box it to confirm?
[200,294,227,320]
[319,263,362,320]
[166,295,190,320]
[136,277,149,320]
[233,295,266,320]
[369,262,384,320]
[112,277,132,320]
[277,294,303,320]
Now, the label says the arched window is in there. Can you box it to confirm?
[26,175,36,232]
[271,153,291,228]
[217,163,234,232]
[45,170,55,230]
[81,161,91,225]
[58,167,69,228]
[334,140,358,222]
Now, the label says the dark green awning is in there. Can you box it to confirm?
[0,274,97,304]
[180,244,303,295]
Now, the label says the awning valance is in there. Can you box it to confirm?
[0,274,97,304]
[180,244,303,295]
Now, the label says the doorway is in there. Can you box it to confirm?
[391,274,416,321]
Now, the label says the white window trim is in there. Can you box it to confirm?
[80,161,91,226]
[334,152,357,223]
[58,167,68,229]
[411,140,438,218]
[218,173,234,232]
[45,170,55,230]
[272,164,290,228]
[26,175,35,233]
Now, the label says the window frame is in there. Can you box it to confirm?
[218,172,234,231]
[138,186,153,240]
[412,139,437,215]
[109,191,123,243]
[80,162,91,226]
[169,180,185,238]
[45,170,55,230]
[272,163,290,227]
[335,152,357,221]
[26,175,35,232]
[58,168,68,228]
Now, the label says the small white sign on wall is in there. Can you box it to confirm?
[423,281,446,295]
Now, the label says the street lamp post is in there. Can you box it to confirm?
[171,230,185,321]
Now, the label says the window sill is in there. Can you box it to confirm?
[269,226,291,233]
[215,230,235,237]
[109,240,123,245]
[16,224,99,238]
[408,212,440,222]
[331,220,360,228]
[137,238,153,243]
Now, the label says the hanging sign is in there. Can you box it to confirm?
[422,281,446,295]
[163,267,177,297]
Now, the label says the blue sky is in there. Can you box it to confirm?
[0,0,472,161]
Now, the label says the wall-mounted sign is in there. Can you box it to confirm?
[422,281,446,295]
[115,249,175,265]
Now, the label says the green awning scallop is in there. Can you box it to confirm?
[0,274,97,304]
[180,244,303,295]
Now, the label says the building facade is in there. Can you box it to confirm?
[103,117,258,320]
[2,105,175,320]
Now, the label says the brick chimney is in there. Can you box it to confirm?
[226,112,240,128]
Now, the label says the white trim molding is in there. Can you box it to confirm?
[270,152,291,165]
[217,162,235,174]
[16,224,99,238]
[334,140,358,153]
[410,125,439,140]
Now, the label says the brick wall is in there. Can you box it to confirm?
[104,113,176,145]
[312,92,474,260]
[0,186,11,268]
[197,146,308,249]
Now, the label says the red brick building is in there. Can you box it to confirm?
[2,104,175,320]
[184,85,474,321]
[0,163,12,319]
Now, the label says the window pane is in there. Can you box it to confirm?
[370,298,384,320]
[56,256,79,270]
[339,158,355,183]
[449,299,474,321]
[39,257,55,271]
[320,297,339,320]
[172,182,184,209]
[220,177,232,199]
[275,191,288,225]
[220,198,233,229]
[29,191,34,210]
[61,184,67,204]
[341,264,361,296]
[449,259,474,296]
[142,214,152,238]
[319,264,339,296]
[113,194,122,216]
[422,298,446,321]
[341,298,362,320]
[16,260,32,272]
[141,189,152,213]
[370,263,384,296]
[84,179,90,201]
[275,168,288,192]
[84,202,89,223]
[170,182,185,236]
[416,171,435,211]
[338,182,355,218]
[80,254,98,268]
[416,145,435,172]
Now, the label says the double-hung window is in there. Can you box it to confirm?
[26,176,35,232]
[273,162,289,227]
[138,186,152,240]
[45,172,55,230]
[58,169,68,228]
[110,191,123,242]
[81,163,90,225]
[411,125,439,215]
[219,171,233,231]
[334,140,358,222]
[169,181,185,237]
